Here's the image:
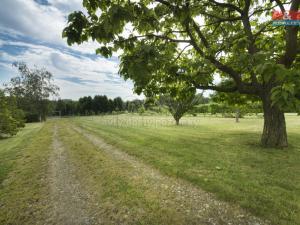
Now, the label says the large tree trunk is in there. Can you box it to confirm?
[175,118,180,125]
[261,94,288,148]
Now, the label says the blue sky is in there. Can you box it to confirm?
[0,0,142,100]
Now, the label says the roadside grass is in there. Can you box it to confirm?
[73,115,300,225]
[0,123,42,184]
[0,122,52,225]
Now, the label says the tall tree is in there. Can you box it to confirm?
[5,62,59,122]
[93,95,109,113]
[113,97,124,111]
[63,0,300,147]
[78,96,93,115]
[55,99,78,116]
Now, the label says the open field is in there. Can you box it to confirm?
[0,115,299,224]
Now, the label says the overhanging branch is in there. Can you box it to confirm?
[208,0,243,13]
[194,84,238,93]
[118,34,191,44]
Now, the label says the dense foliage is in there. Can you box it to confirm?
[5,63,59,122]
[63,0,300,147]
[52,95,145,116]
[0,90,25,137]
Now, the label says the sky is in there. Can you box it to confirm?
[0,0,143,100]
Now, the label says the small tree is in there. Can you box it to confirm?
[5,62,59,122]
[159,93,201,125]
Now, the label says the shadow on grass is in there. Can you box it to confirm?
[0,135,11,140]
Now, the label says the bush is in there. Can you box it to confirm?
[138,106,146,115]
[0,91,25,137]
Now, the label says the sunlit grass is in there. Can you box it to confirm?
[0,122,52,225]
[73,114,300,225]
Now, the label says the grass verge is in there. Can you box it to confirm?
[0,122,52,225]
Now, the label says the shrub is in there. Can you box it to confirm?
[0,91,25,137]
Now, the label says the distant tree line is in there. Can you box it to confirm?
[191,102,263,117]
[51,92,267,123]
[52,96,145,116]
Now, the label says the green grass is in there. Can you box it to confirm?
[0,115,299,224]
[0,123,43,184]
[73,114,300,225]
[0,122,53,225]
[56,121,197,225]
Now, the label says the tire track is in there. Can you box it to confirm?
[46,125,94,225]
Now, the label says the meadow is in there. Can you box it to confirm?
[0,114,299,225]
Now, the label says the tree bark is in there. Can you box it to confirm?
[175,119,180,125]
[261,94,288,148]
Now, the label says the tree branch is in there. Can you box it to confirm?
[194,84,238,93]
[273,0,285,13]
[208,0,243,13]
[279,0,300,67]
[253,21,274,38]
[172,44,191,64]
[184,20,243,87]
[201,11,242,23]
[241,0,257,55]
[154,0,176,10]
[118,34,191,44]
[192,20,210,48]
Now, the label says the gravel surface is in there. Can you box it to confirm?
[46,126,95,225]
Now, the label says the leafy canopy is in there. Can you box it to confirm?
[63,0,300,110]
[5,62,59,121]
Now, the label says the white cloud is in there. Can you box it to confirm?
[70,41,101,55]
[0,0,143,100]
[55,78,142,100]
[0,39,142,100]
[0,0,66,45]
[0,0,100,54]
[47,0,83,12]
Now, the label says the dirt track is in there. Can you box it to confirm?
[46,125,94,225]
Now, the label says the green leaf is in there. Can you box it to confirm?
[96,46,113,58]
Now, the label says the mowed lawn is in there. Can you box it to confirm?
[73,114,300,225]
[0,122,53,224]
[0,115,299,225]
